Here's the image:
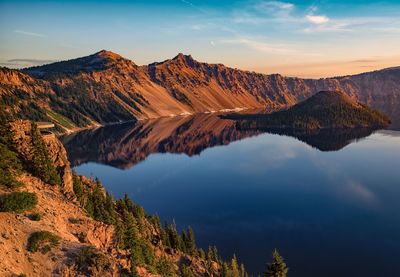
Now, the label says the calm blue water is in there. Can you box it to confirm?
[64,117,400,276]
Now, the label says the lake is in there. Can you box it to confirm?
[61,114,400,276]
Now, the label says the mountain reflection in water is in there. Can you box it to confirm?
[61,114,379,169]
[62,114,400,277]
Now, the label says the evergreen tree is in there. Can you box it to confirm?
[207,246,214,262]
[181,229,188,253]
[239,263,247,277]
[199,248,206,259]
[166,221,183,251]
[29,123,61,185]
[72,173,84,202]
[181,264,196,277]
[213,245,219,262]
[230,255,240,277]
[156,256,177,276]
[162,222,171,248]
[184,226,196,256]
[0,112,23,189]
[122,210,140,250]
[221,261,229,277]
[0,143,23,188]
[264,249,288,277]
[149,214,161,232]
[0,112,14,146]
[104,192,116,223]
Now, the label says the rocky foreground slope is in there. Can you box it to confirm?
[0,50,399,133]
[0,119,246,276]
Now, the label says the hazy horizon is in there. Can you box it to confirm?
[1,0,400,78]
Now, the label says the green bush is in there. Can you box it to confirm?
[27,231,60,253]
[156,256,177,276]
[0,192,37,213]
[180,264,195,277]
[74,246,111,275]
[28,212,42,221]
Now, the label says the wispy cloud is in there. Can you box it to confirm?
[233,0,298,25]
[348,59,377,64]
[14,30,47,38]
[256,1,294,12]
[180,0,208,14]
[0,58,55,68]
[231,0,400,35]
[306,15,330,25]
[219,37,295,54]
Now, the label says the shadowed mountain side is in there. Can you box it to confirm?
[61,114,261,169]
[252,127,376,151]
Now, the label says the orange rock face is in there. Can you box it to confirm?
[1,51,399,131]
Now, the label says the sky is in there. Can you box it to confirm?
[0,0,400,78]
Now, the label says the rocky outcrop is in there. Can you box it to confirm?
[10,120,74,194]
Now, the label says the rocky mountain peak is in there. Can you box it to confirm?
[94,49,122,60]
[23,50,135,77]
[171,53,196,66]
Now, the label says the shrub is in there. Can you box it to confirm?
[181,264,195,277]
[27,231,60,254]
[68,217,84,224]
[156,256,177,276]
[74,246,112,275]
[28,213,42,221]
[0,192,37,213]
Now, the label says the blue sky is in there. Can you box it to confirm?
[1,0,400,77]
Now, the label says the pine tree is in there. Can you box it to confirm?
[181,264,196,277]
[213,245,219,262]
[221,261,229,277]
[207,246,214,262]
[264,249,288,277]
[0,112,14,146]
[230,255,240,277]
[239,263,247,277]
[104,192,116,224]
[161,222,170,248]
[122,210,140,250]
[72,173,84,202]
[29,123,60,185]
[150,214,161,231]
[199,248,206,259]
[185,226,197,256]
[0,142,23,188]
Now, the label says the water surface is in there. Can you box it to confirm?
[62,115,400,276]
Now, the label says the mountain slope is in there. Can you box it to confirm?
[0,119,245,276]
[1,50,399,132]
[228,91,391,129]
